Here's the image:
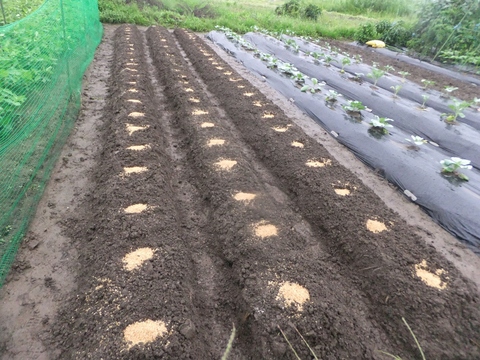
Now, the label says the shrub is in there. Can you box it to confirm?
[275,0,301,16]
[303,4,321,21]
[355,20,412,47]
[354,23,378,44]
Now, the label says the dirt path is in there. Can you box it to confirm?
[1,24,480,359]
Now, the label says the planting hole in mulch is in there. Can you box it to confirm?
[124,203,149,214]
[207,139,225,147]
[334,188,351,196]
[124,319,168,349]
[233,192,256,203]
[126,124,149,135]
[254,221,278,238]
[127,144,150,151]
[275,281,310,312]
[366,219,387,233]
[305,159,332,167]
[122,166,148,176]
[213,159,237,171]
[127,99,142,104]
[192,109,209,115]
[415,260,448,290]
[291,141,304,148]
[123,247,156,271]
[200,122,215,128]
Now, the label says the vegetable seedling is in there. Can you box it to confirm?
[342,100,366,114]
[420,94,429,110]
[442,99,471,123]
[370,115,394,134]
[351,72,364,83]
[301,78,325,93]
[441,86,458,98]
[390,85,402,98]
[310,52,322,64]
[354,54,363,64]
[292,71,308,84]
[267,57,279,68]
[398,71,410,83]
[383,65,395,74]
[325,90,342,102]
[340,57,351,73]
[421,79,435,91]
[406,135,427,149]
[323,55,336,66]
[440,157,472,181]
[278,62,298,75]
[367,67,385,87]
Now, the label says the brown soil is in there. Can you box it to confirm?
[1,24,480,360]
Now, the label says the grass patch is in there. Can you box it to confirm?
[0,0,45,25]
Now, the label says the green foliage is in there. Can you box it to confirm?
[275,0,322,21]
[326,0,417,17]
[409,0,480,64]
[354,20,412,46]
[0,0,45,25]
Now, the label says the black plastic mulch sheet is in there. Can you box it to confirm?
[207,31,480,254]
[252,33,480,131]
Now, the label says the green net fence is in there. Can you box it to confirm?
[0,0,102,288]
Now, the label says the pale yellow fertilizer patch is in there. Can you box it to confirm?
[216,66,224,70]
[305,159,332,167]
[128,89,139,93]
[238,85,245,89]
[189,97,200,103]
[123,247,156,271]
[233,192,256,203]
[127,99,142,104]
[291,141,304,148]
[128,81,137,85]
[184,88,194,93]
[276,281,310,312]
[366,219,387,233]
[414,260,448,290]
[224,71,232,75]
[127,144,150,151]
[192,109,209,115]
[243,92,255,97]
[214,159,237,171]
[200,122,215,128]
[123,166,148,176]
[163,45,169,48]
[128,112,145,118]
[254,221,278,238]
[207,139,225,147]
[229,78,242,82]
[126,68,138,72]
[253,101,263,107]
[126,62,138,66]
[126,124,149,136]
[124,320,167,349]
[211,62,219,65]
[262,112,275,119]
[160,39,167,42]
[124,204,149,214]
[272,126,290,133]
[334,188,351,196]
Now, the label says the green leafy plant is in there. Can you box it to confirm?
[323,54,336,66]
[441,86,458,98]
[383,64,395,74]
[390,85,402,98]
[303,4,322,21]
[421,79,435,91]
[442,99,471,123]
[325,90,342,102]
[278,62,298,75]
[370,115,394,134]
[301,78,325,93]
[342,100,366,113]
[354,54,363,64]
[420,94,429,109]
[367,67,386,87]
[310,51,322,64]
[351,72,364,83]
[340,57,352,73]
[398,71,410,82]
[440,157,472,181]
[292,71,307,84]
[406,135,428,148]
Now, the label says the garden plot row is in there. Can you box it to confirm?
[174,28,480,359]
[206,29,480,254]
[52,25,213,359]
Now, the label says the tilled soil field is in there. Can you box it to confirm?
[2,25,480,359]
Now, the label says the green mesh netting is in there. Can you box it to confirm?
[0,0,103,288]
